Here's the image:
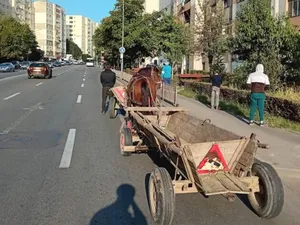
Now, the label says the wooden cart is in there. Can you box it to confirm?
[109,86,284,225]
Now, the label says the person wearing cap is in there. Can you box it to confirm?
[246,64,270,126]
[100,63,116,114]
[161,62,172,85]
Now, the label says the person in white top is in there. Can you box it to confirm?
[246,64,270,126]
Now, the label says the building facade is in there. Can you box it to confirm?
[11,0,35,30]
[0,0,12,15]
[66,15,98,58]
[173,0,204,72]
[33,0,66,58]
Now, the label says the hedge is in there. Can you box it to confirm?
[182,81,300,123]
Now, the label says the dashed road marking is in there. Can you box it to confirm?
[35,82,43,86]
[83,78,85,81]
[76,95,82,103]
[59,129,76,168]
[81,84,84,87]
[3,92,21,100]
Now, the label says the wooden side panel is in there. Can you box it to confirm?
[166,112,240,143]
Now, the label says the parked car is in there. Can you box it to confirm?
[27,62,52,79]
[53,61,61,67]
[11,60,21,69]
[0,63,15,72]
[45,62,54,68]
[20,61,31,70]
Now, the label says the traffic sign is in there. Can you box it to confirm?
[119,47,125,54]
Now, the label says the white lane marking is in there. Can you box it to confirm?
[83,78,85,81]
[84,74,86,77]
[81,83,84,87]
[0,102,43,134]
[59,129,76,168]
[35,82,43,86]
[0,74,26,82]
[76,95,82,103]
[3,92,21,100]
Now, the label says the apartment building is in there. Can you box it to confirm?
[11,0,35,30]
[173,0,204,72]
[66,15,98,58]
[33,0,66,58]
[0,0,12,15]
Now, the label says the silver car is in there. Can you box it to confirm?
[0,63,15,72]
[20,61,31,70]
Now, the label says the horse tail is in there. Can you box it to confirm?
[141,81,150,107]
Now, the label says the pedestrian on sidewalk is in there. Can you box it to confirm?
[161,62,172,85]
[100,63,116,114]
[246,64,270,126]
[211,71,222,110]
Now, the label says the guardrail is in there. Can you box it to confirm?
[113,70,178,106]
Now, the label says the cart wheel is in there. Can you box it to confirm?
[109,97,117,119]
[120,128,132,156]
[148,167,175,225]
[248,162,284,219]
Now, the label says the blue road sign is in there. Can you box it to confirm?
[119,47,125,54]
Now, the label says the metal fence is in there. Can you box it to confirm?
[113,70,178,106]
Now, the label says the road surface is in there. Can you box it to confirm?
[0,65,298,225]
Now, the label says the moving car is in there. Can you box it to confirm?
[86,57,94,67]
[0,63,15,72]
[27,62,52,79]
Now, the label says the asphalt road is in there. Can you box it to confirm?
[0,65,298,225]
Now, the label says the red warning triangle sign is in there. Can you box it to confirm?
[197,144,229,175]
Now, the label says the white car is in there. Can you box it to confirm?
[86,61,94,67]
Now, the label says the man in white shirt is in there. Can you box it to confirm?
[246,64,270,126]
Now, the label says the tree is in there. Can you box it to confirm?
[66,39,82,59]
[82,54,92,62]
[230,0,299,87]
[93,0,146,65]
[194,0,227,75]
[0,15,38,61]
[157,14,192,76]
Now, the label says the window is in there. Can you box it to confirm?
[288,0,300,16]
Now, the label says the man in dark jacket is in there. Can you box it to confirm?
[100,63,116,114]
[211,71,222,110]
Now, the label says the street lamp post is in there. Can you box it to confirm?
[121,0,125,79]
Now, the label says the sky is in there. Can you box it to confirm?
[51,0,117,22]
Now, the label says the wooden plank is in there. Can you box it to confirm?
[123,145,149,152]
[124,106,188,112]
[199,174,250,195]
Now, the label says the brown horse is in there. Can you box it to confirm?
[126,66,162,107]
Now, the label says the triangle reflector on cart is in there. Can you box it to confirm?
[197,143,229,174]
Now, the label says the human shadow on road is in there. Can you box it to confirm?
[90,184,148,225]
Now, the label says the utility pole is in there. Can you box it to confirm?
[121,0,125,80]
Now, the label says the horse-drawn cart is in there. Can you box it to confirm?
[109,85,284,225]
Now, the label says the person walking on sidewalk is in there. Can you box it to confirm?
[246,64,270,126]
[100,63,116,114]
[211,71,222,110]
[161,62,172,85]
